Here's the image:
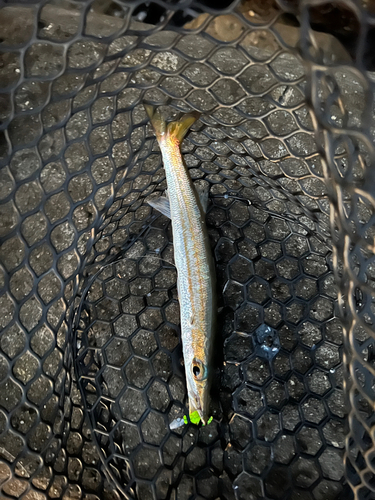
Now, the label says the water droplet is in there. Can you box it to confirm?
[169,417,184,430]
[254,324,280,360]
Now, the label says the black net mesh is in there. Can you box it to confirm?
[0,0,373,499]
[299,1,375,498]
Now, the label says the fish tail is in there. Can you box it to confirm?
[144,104,166,143]
[144,104,200,145]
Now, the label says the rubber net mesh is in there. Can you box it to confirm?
[0,0,374,499]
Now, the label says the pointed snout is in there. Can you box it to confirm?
[197,408,209,425]
[189,391,210,425]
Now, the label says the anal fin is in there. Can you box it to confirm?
[194,182,209,214]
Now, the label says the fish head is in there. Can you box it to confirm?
[186,356,211,425]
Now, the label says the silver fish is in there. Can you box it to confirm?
[144,105,216,424]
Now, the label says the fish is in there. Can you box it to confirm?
[144,104,216,425]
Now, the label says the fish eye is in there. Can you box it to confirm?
[192,359,206,381]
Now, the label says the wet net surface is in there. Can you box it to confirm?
[0,0,374,499]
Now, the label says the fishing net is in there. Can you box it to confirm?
[0,0,373,498]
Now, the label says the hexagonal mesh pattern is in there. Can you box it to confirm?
[0,0,372,499]
[300,1,375,498]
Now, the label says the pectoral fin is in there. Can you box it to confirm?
[148,196,171,219]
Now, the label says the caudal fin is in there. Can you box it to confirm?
[144,104,200,145]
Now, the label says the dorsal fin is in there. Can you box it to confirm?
[148,195,171,219]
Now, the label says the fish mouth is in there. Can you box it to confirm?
[189,395,209,425]
[197,409,209,425]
